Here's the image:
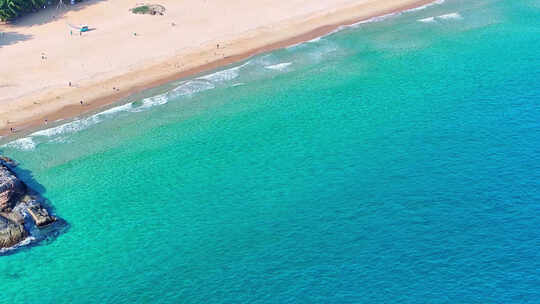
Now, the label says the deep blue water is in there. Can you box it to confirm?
[1,0,539,302]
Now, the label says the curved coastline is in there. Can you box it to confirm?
[0,0,437,137]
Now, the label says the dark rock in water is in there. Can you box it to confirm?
[0,156,18,167]
[0,215,27,248]
[27,204,56,227]
[0,165,26,212]
[0,157,58,250]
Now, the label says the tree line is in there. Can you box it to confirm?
[0,0,81,22]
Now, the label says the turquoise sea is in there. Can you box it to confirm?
[1,0,539,302]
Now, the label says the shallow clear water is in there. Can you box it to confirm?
[1,0,539,302]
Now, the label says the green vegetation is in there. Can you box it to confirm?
[131,5,150,15]
[131,4,165,16]
[0,0,82,22]
[0,0,46,21]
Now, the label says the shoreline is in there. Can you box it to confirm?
[0,0,435,138]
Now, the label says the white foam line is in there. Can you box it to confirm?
[419,12,462,23]
[437,12,462,20]
[1,137,36,151]
[286,12,399,49]
[0,236,35,254]
[99,102,134,115]
[197,62,249,82]
[4,78,222,148]
[265,62,292,71]
[287,0,446,49]
[405,0,445,13]
[418,16,436,23]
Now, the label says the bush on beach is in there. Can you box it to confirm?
[130,4,165,15]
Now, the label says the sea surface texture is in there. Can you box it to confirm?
[1,0,539,302]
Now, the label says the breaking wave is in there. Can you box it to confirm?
[405,0,445,13]
[418,16,436,23]
[418,12,463,23]
[2,137,36,151]
[197,62,248,82]
[0,236,35,255]
[438,12,462,20]
[265,62,292,71]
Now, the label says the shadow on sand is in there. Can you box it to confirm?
[0,150,69,256]
[0,31,33,48]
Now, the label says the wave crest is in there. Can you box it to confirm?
[265,62,292,71]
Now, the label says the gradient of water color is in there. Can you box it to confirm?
[1,0,539,302]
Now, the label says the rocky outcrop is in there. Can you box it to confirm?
[0,216,27,248]
[0,165,26,212]
[27,205,56,227]
[0,158,56,249]
[0,156,18,167]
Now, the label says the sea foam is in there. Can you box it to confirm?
[418,17,436,23]
[0,236,36,254]
[418,12,463,23]
[265,62,293,71]
[438,12,462,20]
[2,137,36,151]
[405,0,445,13]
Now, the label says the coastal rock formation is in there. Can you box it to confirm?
[0,165,26,212]
[27,204,56,227]
[0,156,18,167]
[0,216,27,248]
[0,157,56,249]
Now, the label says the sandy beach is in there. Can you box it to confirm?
[0,0,433,136]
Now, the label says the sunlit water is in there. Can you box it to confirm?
[1,0,539,302]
